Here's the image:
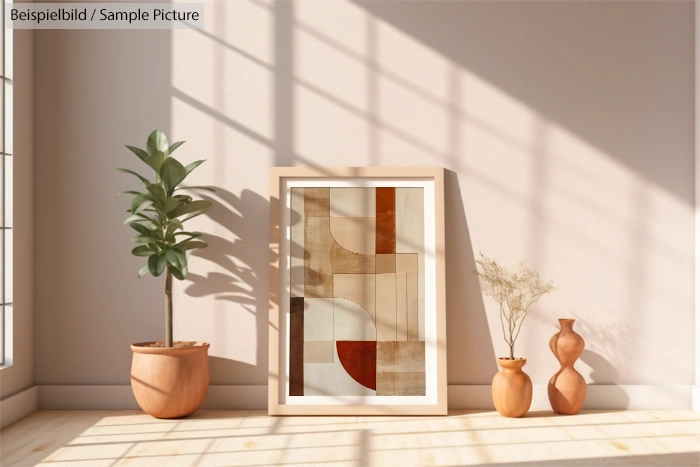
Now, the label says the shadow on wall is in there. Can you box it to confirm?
[184,188,278,379]
[580,349,630,409]
[445,170,497,383]
[353,0,694,204]
[180,174,493,388]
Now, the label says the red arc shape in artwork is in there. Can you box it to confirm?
[336,341,377,391]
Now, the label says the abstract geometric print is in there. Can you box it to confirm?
[289,186,425,397]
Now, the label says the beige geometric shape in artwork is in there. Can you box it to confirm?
[375,273,398,342]
[330,217,376,254]
[304,341,334,363]
[304,343,376,396]
[395,188,425,340]
[333,274,376,323]
[375,254,396,273]
[396,253,419,341]
[376,372,426,396]
[376,341,426,373]
[305,187,330,217]
[304,216,334,298]
[290,188,305,298]
[334,298,376,341]
[303,298,333,341]
[396,273,408,341]
[331,242,375,274]
[330,187,376,217]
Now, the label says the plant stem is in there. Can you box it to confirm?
[165,267,173,347]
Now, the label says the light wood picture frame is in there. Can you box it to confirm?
[269,167,447,415]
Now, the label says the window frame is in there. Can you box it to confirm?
[1,0,13,367]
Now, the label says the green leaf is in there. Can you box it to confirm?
[116,168,151,186]
[171,200,212,219]
[165,247,187,271]
[173,194,193,204]
[115,190,143,198]
[129,223,153,236]
[176,185,216,193]
[130,194,152,214]
[123,215,148,226]
[168,264,186,281]
[177,240,208,251]
[174,231,202,238]
[174,233,201,244]
[146,184,167,205]
[138,265,150,278]
[168,141,185,155]
[134,212,157,223]
[160,158,187,194]
[184,160,205,175]
[145,151,166,173]
[132,245,152,257]
[164,198,183,214]
[146,130,169,155]
[148,253,167,277]
[169,218,184,231]
[134,200,154,216]
[125,145,149,162]
[131,234,158,244]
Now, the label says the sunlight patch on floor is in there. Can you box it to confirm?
[1,410,699,466]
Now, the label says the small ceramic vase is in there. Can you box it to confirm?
[548,319,586,414]
[492,358,532,418]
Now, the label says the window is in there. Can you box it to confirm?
[0,1,12,366]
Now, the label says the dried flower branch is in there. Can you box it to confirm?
[474,252,555,360]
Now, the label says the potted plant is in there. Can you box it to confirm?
[117,130,215,419]
[475,253,555,418]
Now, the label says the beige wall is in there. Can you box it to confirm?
[1,29,34,399]
[33,1,694,391]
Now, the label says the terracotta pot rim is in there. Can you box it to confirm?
[558,318,576,322]
[131,341,210,354]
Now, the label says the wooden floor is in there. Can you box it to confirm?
[1,410,699,466]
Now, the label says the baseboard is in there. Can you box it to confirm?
[36,384,693,411]
[448,384,692,410]
[38,385,268,410]
[0,385,39,429]
[692,385,700,413]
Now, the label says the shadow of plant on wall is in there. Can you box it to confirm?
[181,188,299,381]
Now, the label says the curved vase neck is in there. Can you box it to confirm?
[558,318,575,331]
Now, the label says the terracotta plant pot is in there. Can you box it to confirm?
[492,358,532,418]
[548,319,586,414]
[130,342,210,419]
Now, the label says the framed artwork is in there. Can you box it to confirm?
[269,167,447,415]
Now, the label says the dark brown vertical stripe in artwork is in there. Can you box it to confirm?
[376,187,396,254]
[290,297,304,396]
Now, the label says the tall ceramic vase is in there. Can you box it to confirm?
[548,319,586,414]
[492,358,532,418]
